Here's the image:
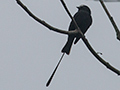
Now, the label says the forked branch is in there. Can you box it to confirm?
[16,0,120,75]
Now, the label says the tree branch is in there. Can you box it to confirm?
[60,0,120,75]
[99,0,120,40]
[60,0,84,37]
[16,0,78,35]
[16,0,120,75]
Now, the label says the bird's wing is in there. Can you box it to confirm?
[74,11,92,33]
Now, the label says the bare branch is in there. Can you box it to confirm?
[60,0,120,75]
[16,0,78,35]
[16,0,120,75]
[99,0,120,41]
[60,0,84,36]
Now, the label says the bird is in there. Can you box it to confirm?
[61,5,92,55]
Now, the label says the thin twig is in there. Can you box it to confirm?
[16,0,120,75]
[99,0,120,40]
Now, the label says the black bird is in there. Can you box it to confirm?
[61,5,92,55]
[46,5,92,87]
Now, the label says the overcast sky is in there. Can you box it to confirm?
[0,0,120,90]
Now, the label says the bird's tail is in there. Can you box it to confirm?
[61,39,73,55]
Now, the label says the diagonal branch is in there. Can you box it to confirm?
[99,0,120,40]
[16,0,78,35]
[60,0,84,37]
[60,0,120,75]
[16,0,120,75]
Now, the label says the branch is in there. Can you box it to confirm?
[60,0,84,36]
[16,0,120,75]
[60,0,120,75]
[99,0,120,41]
[16,0,78,35]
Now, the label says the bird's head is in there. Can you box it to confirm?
[77,5,91,14]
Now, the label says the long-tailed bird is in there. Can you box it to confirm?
[46,5,92,87]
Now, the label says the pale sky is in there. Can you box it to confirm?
[0,0,120,90]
